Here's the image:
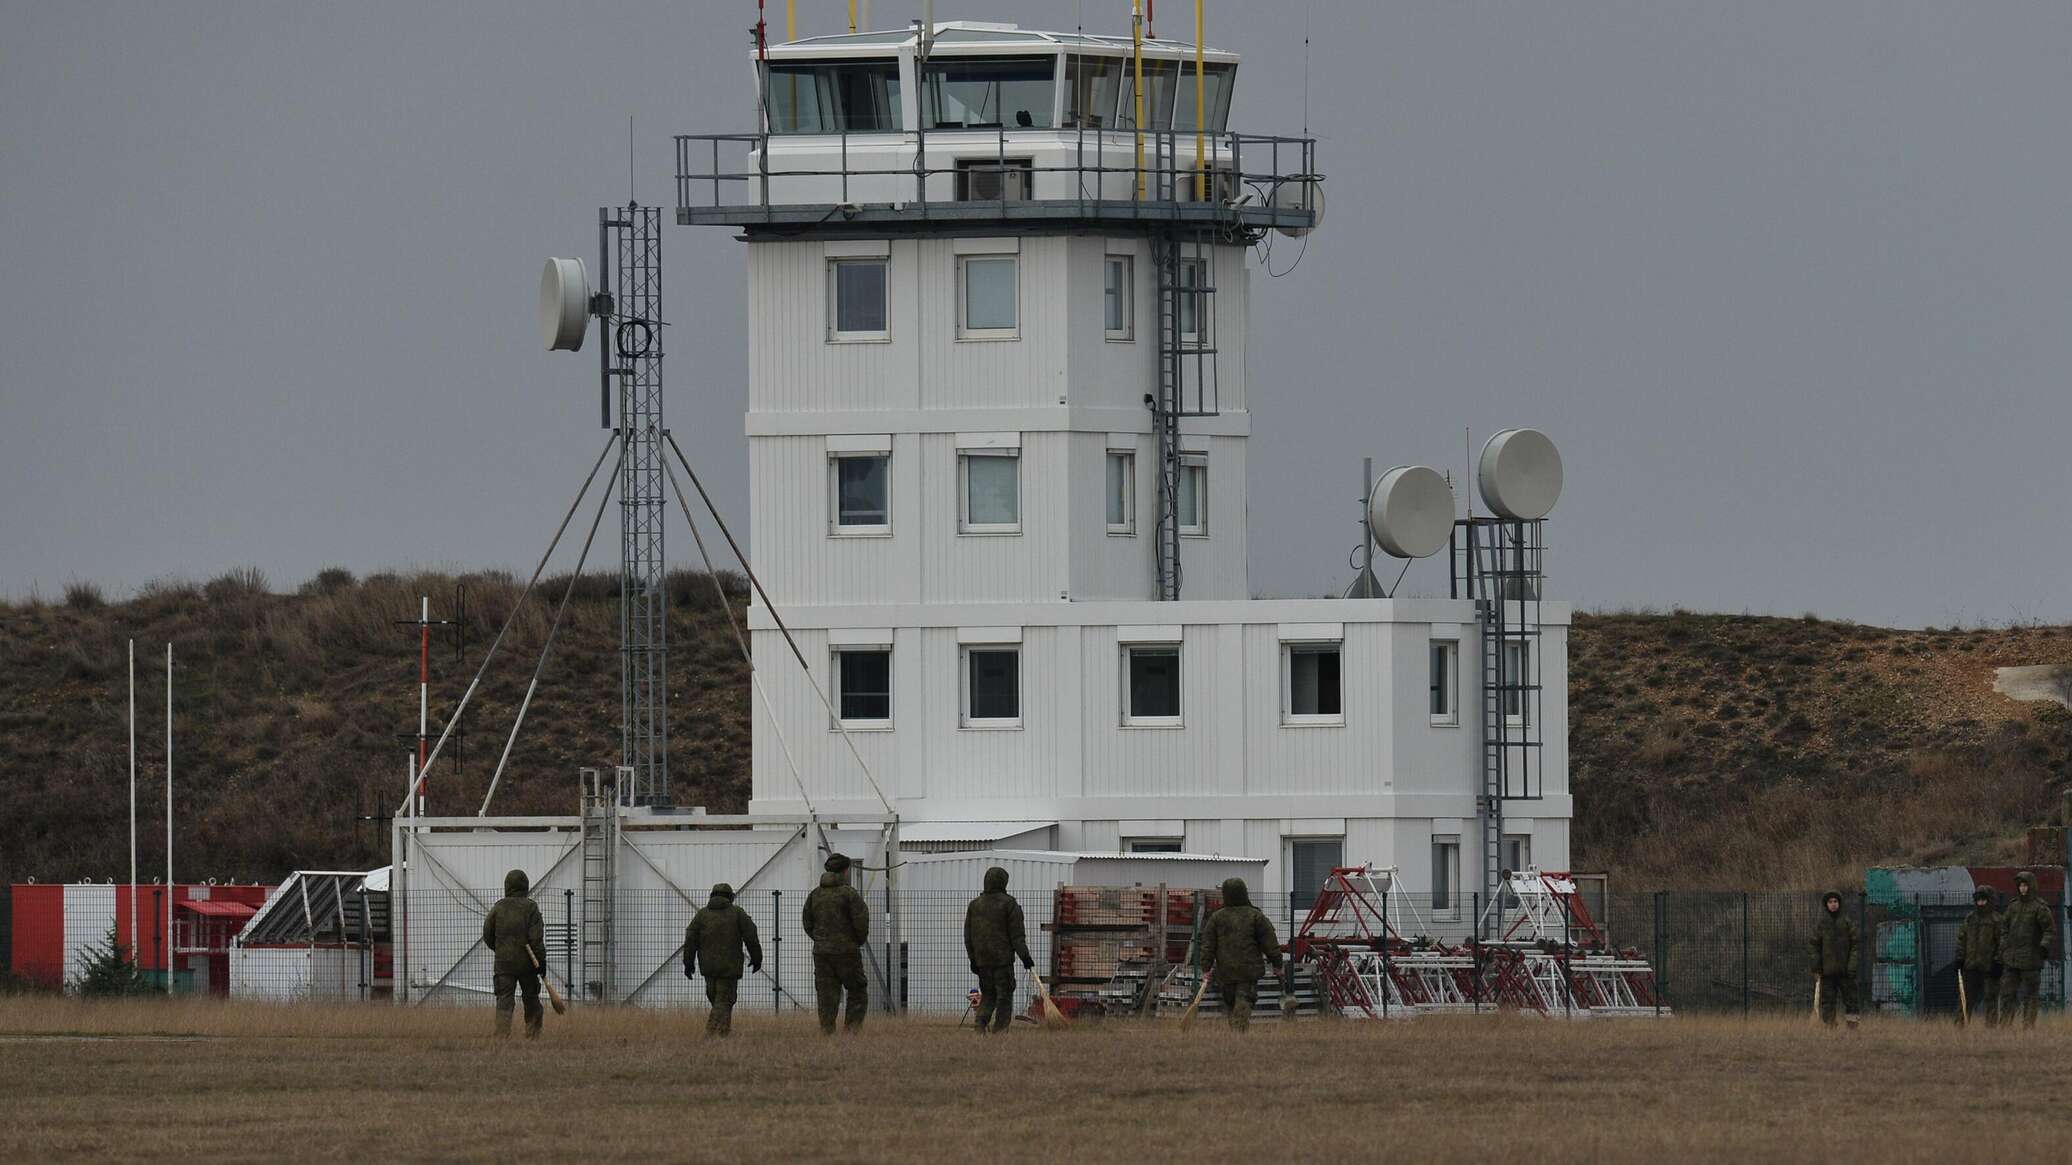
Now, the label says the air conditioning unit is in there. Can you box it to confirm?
[958,159,1033,201]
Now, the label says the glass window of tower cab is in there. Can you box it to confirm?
[757,27,1238,136]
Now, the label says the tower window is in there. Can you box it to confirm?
[1105,449,1135,534]
[962,647,1021,726]
[1283,643,1343,724]
[1432,836,1460,915]
[924,57,1056,130]
[833,648,891,726]
[829,453,890,533]
[1123,645,1181,726]
[958,255,1019,336]
[1103,255,1134,339]
[1502,641,1531,727]
[959,448,1020,533]
[1291,838,1344,910]
[829,258,888,340]
[1177,454,1207,535]
[1177,257,1210,345]
[1429,640,1459,724]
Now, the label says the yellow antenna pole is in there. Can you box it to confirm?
[786,0,795,40]
[1194,0,1205,201]
[848,1,857,33]
[1132,0,1145,199]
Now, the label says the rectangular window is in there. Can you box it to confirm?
[962,647,1020,726]
[1123,645,1181,726]
[958,450,1020,532]
[1432,836,1460,914]
[1103,255,1134,339]
[829,258,888,340]
[1502,641,1530,727]
[1500,835,1532,910]
[1178,257,1210,345]
[1172,63,1237,133]
[1283,643,1343,723]
[833,648,891,725]
[1115,58,1176,130]
[1064,54,1122,128]
[1127,838,1183,854]
[829,453,890,533]
[768,62,904,133]
[1429,640,1458,724]
[958,255,1018,336]
[1177,455,1207,535]
[924,56,1057,129]
[1291,838,1343,911]
[1105,450,1134,534]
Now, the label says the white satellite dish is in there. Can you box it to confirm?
[1270,178,1324,238]
[1367,465,1454,559]
[540,258,591,352]
[1477,428,1563,521]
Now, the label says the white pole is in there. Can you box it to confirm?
[418,595,429,814]
[128,640,136,964]
[164,641,173,995]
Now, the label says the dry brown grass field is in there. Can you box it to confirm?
[2,999,2068,1162]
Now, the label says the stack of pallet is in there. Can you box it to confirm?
[1049,885,1224,1016]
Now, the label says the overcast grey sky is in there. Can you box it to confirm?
[3,2,2067,628]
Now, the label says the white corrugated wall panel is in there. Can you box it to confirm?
[62,884,116,988]
[1080,625,1228,799]
[923,626,1067,803]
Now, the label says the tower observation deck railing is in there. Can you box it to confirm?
[673,126,1320,234]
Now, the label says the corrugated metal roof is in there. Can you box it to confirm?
[177,899,256,918]
[897,821,1056,844]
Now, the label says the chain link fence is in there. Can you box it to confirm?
[189,885,2071,1018]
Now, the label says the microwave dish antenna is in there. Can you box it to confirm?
[1269,178,1324,238]
[1367,465,1454,559]
[540,258,592,351]
[1477,428,1563,521]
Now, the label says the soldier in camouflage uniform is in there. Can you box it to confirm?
[683,882,763,1038]
[803,853,871,1035]
[1199,877,1281,1031]
[481,868,546,1039]
[1996,870,2055,1028]
[1954,886,2001,1026]
[963,866,1034,1034]
[1809,889,1860,1027]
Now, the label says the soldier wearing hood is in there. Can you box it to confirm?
[1954,886,2002,1026]
[481,868,546,1038]
[1809,889,1860,1027]
[684,882,763,1037]
[1199,877,1281,1031]
[1996,870,2055,1028]
[802,853,871,1034]
[962,866,1034,1033]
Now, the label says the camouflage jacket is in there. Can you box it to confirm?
[2000,894,2056,972]
[481,870,545,977]
[1201,879,1281,984]
[802,872,870,956]
[1956,906,2002,973]
[685,884,763,980]
[1808,911,1858,977]
[963,867,1033,969]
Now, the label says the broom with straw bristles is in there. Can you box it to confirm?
[528,944,568,1016]
[1030,968,1069,1028]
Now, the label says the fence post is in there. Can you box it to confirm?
[1380,882,1390,1020]
[1652,890,1663,1017]
[1858,892,1870,1015]
[771,889,782,1015]
[1283,892,1295,1014]
[1914,892,1924,1019]
[1561,892,1572,1019]
[562,889,574,1007]
[1471,891,1482,1014]
[1741,892,1751,1017]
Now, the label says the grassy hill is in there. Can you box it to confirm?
[3,574,2069,888]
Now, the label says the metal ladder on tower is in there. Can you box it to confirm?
[1148,136,1220,601]
[1478,582,1506,935]
[578,767,617,1002]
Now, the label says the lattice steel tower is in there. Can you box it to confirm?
[602,204,669,806]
